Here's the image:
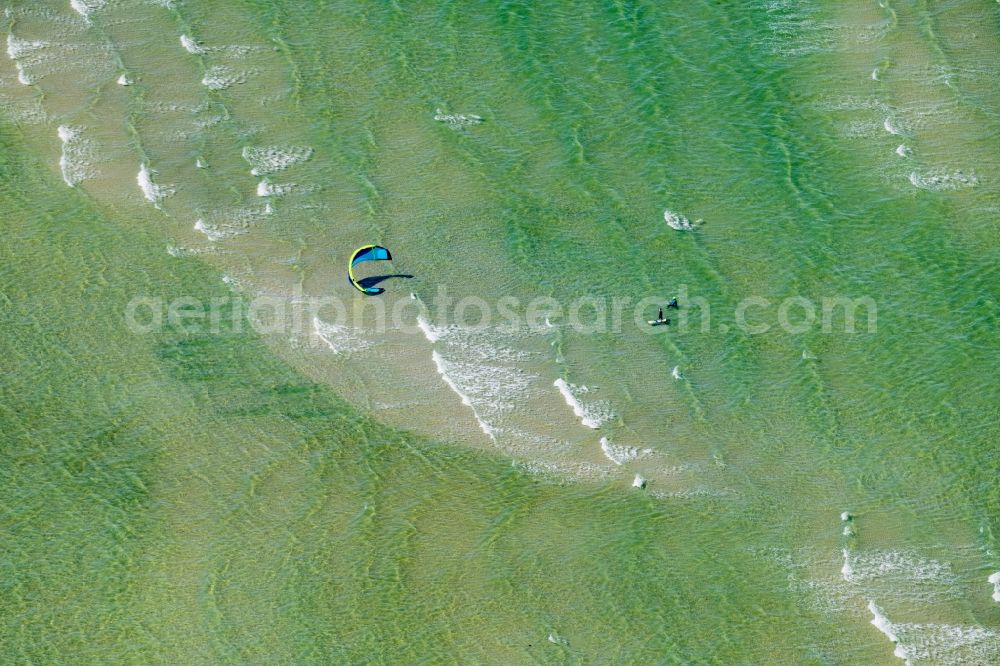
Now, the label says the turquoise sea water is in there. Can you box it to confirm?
[2,0,999,663]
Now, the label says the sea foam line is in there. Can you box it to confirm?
[137,163,174,208]
[6,35,46,85]
[866,601,1000,665]
[841,549,956,584]
[57,125,95,187]
[194,219,232,241]
[664,208,697,231]
[180,34,204,55]
[13,61,31,85]
[312,317,371,354]
[842,548,854,581]
[417,315,447,343]
[256,179,296,197]
[431,350,496,442]
[908,169,977,191]
[202,65,256,90]
[599,436,651,465]
[70,0,105,21]
[868,601,909,663]
[433,108,483,127]
[6,34,46,60]
[241,145,313,176]
[884,117,904,135]
[193,204,271,241]
[554,378,611,429]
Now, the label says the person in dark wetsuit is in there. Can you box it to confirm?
[667,297,679,309]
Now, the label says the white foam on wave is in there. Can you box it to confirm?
[9,28,111,85]
[433,108,483,127]
[841,511,855,537]
[554,378,612,429]
[599,436,651,465]
[179,34,265,58]
[416,307,567,453]
[632,474,646,488]
[417,314,446,343]
[908,169,977,191]
[651,487,737,500]
[842,548,854,581]
[180,34,204,54]
[137,163,174,208]
[0,94,45,123]
[426,323,538,447]
[70,0,105,20]
[116,73,131,86]
[57,125,96,187]
[868,601,898,643]
[664,208,698,231]
[431,351,473,410]
[867,601,1000,665]
[6,35,45,60]
[312,317,372,355]
[201,65,255,90]
[194,219,230,241]
[895,144,910,157]
[432,350,496,442]
[842,550,956,584]
[193,204,271,241]
[512,457,608,482]
[868,601,906,662]
[6,35,47,85]
[871,67,880,81]
[989,572,1000,602]
[884,117,904,136]
[14,63,31,85]
[166,244,215,258]
[256,179,296,197]
[671,366,682,380]
[241,145,313,176]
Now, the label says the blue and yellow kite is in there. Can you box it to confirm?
[348,245,393,295]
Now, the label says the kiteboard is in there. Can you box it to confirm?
[648,319,670,327]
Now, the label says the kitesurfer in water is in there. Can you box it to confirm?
[667,297,679,309]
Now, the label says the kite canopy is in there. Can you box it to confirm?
[348,245,393,295]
